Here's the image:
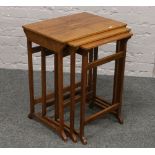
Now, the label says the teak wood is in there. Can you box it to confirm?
[23,12,132,144]
[23,12,127,43]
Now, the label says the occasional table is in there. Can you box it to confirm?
[22,12,132,144]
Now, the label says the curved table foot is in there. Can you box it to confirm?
[116,114,124,124]
[80,136,87,145]
[70,133,78,143]
[60,130,68,142]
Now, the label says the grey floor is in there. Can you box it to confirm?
[0,68,155,148]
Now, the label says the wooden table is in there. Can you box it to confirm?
[22,12,132,144]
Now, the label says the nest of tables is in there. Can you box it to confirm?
[23,12,133,144]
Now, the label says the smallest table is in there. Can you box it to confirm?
[22,12,132,144]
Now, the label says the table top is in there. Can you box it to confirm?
[23,12,127,43]
[23,12,132,51]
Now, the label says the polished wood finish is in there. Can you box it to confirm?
[112,39,128,124]
[87,51,125,69]
[92,47,98,105]
[81,32,132,49]
[23,12,132,145]
[56,51,67,141]
[88,49,94,105]
[23,12,126,43]
[80,50,89,144]
[68,27,130,47]
[34,81,81,105]
[69,48,77,142]
[54,53,59,120]
[85,103,120,124]
[24,30,65,53]
[27,40,35,119]
[41,47,47,116]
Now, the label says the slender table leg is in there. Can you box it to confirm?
[80,50,88,144]
[41,47,47,116]
[88,50,93,89]
[56,52,67,141]
[112,39,128,124]
[88,49,94,107]
[27,40,35,119]
[70,49,77,142]
[92,47,98,106]
[54,54,59,120]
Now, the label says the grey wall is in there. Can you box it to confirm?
[0,6,155,77]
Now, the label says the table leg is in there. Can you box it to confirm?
[27,40,35,119]
[56,52,67,141]
[70,50,77,142]
[92,47,98,106]
[112,39,128,124]
[80,50,88,144]
[88,49,94,107]
[41,47,47,116]
[54,54,59,120]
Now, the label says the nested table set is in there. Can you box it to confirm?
[22,12,132,144]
